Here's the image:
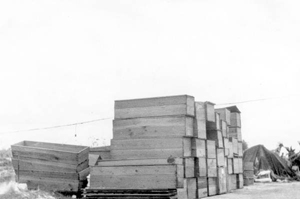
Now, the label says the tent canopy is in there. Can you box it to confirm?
[243,145,294,177]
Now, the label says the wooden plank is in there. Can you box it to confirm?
[207,159,217,177]
[11,141,88,165]
[227,158,233,174]
[184,158,195,178]
[229,174,237,190]
[204,102,215,122]
[97,158,183,167]
[229,127,242,141]
[206,140,216,159]
[191,138,206,158]
[89,154,100,166]
[197,177,208,198]
[91,165,176,176]
[217,167,227,194]
[113,116,194,139]
[207,130,223,148]
[229,137,238,155]
[177,188,188,199]
[195,157,206,177]
[233,158,239,174]
[223,138,229,157]
[207,177,217,196]
[206,113,220,131]
[18,176,81,192]
[11,158,88,173]
[238,142,243,157]
[237,174,244,189]
[239,158,243,173]
[90,147,111,160]
[177,165,184,188]
[186,178,197,199]
[215,108,231,125]
[230,112,241,127]
[194,102,207,139]
[228,141,233,158]
[90,175,177,189]
[79,167,90,180]
[221,120,227,137]
[217,149,225,167]
[114,95,195,119]
[15,170,79,180]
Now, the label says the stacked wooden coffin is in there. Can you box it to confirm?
[86,95,244,199]
[11,141,90,193]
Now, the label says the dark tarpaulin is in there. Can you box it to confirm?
[243,145,294,177]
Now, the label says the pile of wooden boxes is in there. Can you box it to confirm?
[11,141,90,193]
[86,95,244,199]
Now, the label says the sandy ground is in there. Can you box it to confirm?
[210,182,300,199]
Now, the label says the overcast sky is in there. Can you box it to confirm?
[1,0,300,153]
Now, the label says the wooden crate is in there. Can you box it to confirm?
[237,174,244,189]
[113,116,194,140]
[90,164,181,189]
[229,137,238,155]
[217,149,225,167]
[191,138,206,158]
[195,157,207,177]
[206,140,216,159]
[184,158,195,178]
[233,158,239,174]
[207,159,217,177]
[229,174,237,190]
[206,113,220,131]
[197,177,208,198]
[238,142,243,157]
[110,137,192,159]
[217,167,227,194]
[221,120,227,137]
[114,95,195,119]
[11,141,89,192]
[186,178,197,199]
[227,158,233,174]
[207,177,217,196]
[223,138,229,157]
[230,112,241,127]
[207,130,223,148]
[204,102,215,122]
[229,127,242,141]
[89,146,110,166]
[194,102,207,139]
[215,108,231,125]
[11,141,89,165]
[228,141,233,158]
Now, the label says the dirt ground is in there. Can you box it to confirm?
[210,182,300,199]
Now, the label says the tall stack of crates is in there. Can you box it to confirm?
[86,95,244,199]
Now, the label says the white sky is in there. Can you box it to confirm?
[1,0,300,152]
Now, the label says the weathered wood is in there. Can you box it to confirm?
[221,120,227,137]
[89,154,100,166]
[229,137,238,155]
[11,141,89,165]
[229,174,237,190]
[111,137,192,159]
[195,157,206,177]
[184,158,195,178]
[12,158,88,173]
[228,141,233,158]
[230,112,241,127]
[206,140,216,159]
[90,146,111,160]
[197,177,208,198]
[215,108,231,125]
[15,170,79,180]
[90,165,178,189]
[186,178,197,199]
[207,177,217,196]
[113,116,194,139]
[79,167,90,180]
[177,165,184,188]
[204,102,215,122]
[18,176,81,192]
[207,159,217,177]
[237,174,244,189]
[233,158,239,174]
[217,167,227,194]
[227,158,233,174]
[217,149,225,167]
[194,102,207,139]
[238,142,243,157]
[177,188,188,199]
[206,113,220,131]
[97,158,183,167]
[207,130,223,148]
[191,138,206,158]
[114,95,195,119]
[239,158,243,173]
[229,127,242,141]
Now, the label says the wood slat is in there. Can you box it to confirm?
[194,102,207,139]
